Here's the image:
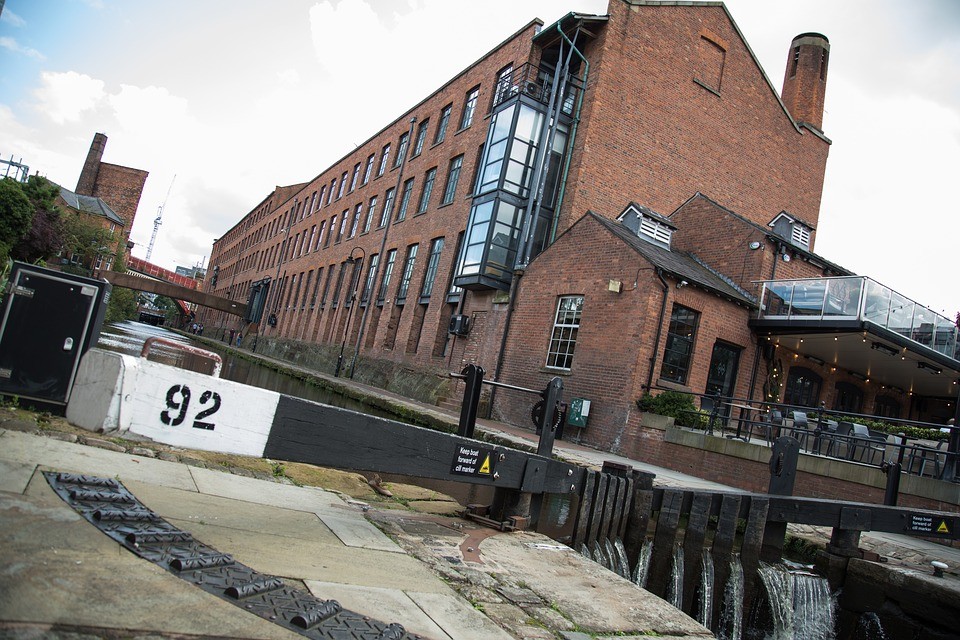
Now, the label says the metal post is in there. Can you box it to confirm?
[457,364,484,438]
[536,377,564,458]
[762,435,800,561]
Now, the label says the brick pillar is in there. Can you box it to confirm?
[76,132,107,195]
[781,33,830,131]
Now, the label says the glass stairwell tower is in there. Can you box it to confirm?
[454,41,585,292]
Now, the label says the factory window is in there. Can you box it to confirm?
[661,305,700,384]
[413,119,429,157]
[441,155,463,205]
[435,104,452,144]
[545,295,583,370]
[459,86,480,130]
[417,168,436,214]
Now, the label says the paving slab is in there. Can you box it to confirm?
[0,476,297,640]
[188,464,344,511]
[303,582,454,640]
[478,532,714,638]
[0,429,198,492]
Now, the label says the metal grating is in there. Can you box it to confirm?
[44,471,424,640]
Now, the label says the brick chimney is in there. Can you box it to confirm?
[76,132,107,195]
[781,33,830,131]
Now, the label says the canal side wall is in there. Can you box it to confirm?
[837,558,960,640]
[628,413,960,513]
[231,335,454,409]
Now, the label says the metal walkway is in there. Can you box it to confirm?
[44,471,420,640]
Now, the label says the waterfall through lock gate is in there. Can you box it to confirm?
[757,562,837,640]
[577,538,846,640]
[668,544,685,609]
[718,555,744,640]
[697,553,715,630]
[852,612,887,640]
[633,539,653,588]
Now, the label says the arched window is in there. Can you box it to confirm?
[783,366,821,408]
[874,395,901,419]
[833,381,863,414]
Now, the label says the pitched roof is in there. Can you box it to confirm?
[586,211,757,307]
[59,186,124,225]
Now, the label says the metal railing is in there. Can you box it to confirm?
[756,275,959,361]
[677,392,959,484]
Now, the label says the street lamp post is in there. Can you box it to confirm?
[335,247,365,377]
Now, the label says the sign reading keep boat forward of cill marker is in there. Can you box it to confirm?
[451,442,496,477]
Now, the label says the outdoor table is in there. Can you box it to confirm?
[725,401,756,442]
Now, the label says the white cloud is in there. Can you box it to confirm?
[32,70,105,124]
[108,84,190,133]
[0,36,44,60]
[0,8,26,28]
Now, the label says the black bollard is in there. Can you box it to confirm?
[457,364,484,438]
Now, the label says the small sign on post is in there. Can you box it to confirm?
[450,443,497,478]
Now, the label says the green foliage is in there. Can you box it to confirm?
[0,178,34,263]
[60,212,119,272]
[105,286,138,323]
[636,391,706,428]
[11,176,65,263]
[838,414,947,442]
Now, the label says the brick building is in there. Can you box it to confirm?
[204,0,959,463]
[74,132,149,260]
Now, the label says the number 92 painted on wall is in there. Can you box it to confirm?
[160,384,222,431]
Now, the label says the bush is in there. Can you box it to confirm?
[838,415,947,442]
[636,391,707,428]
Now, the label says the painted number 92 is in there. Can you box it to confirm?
[160,384,221,431]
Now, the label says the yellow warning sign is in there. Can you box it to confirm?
[478,454,491,475]
[938,520,950,534]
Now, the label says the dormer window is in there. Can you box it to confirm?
[617,203,675,250]
[769,211,812,251]
[640,216,673,247]
[791,224,810,248]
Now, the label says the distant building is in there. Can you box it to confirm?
[75,132,149,262]
[204,0,959,461]
[56,185,125,272]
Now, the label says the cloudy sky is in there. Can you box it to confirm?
[1,0,957,318]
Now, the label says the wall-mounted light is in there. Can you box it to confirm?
[608,279,624,293]
[917,362,942,375]
[871,341,898,357]
[782,253,791,262]
[677,280,688,289]
[850,371,868,382]
[805,355,825,366]
[748,241,763,250]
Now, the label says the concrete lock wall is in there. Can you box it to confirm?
[68,349,280,457]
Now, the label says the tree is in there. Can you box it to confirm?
[10,176,65,264]
[59,212,118,276]
[0,178,34,264]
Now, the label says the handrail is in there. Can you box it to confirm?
[140,337,223,378]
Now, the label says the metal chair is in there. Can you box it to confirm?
[850,424,886,465]
[907,440,944,478]
[790,411,810,451]
[825,421,854,458]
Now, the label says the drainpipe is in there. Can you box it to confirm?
[645,268,670,392]
[549,21,589,244]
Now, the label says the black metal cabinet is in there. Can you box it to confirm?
[0,262,111,407]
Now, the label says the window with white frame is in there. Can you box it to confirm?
[546,296,583,370]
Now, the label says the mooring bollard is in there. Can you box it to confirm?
[457,364,484,438]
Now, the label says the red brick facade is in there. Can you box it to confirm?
[203,1,842,453]
[75,133,149,256]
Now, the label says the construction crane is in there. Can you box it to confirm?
[146,174,176,261]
